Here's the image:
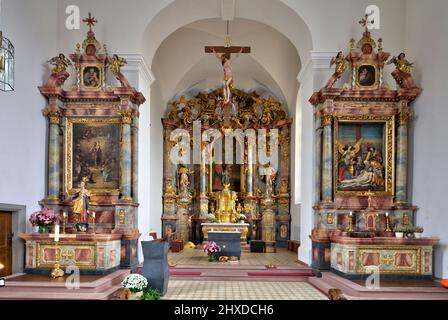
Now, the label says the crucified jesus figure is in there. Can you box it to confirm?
[212,48,243,105]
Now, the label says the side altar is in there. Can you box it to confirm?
[20,13,145,274]
[308,16,438,279]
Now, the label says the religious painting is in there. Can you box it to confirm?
[81,65,102,89]
[66,117,121,193]
[356,64,377,87]
[213,164,241,192]
[334,114,394,196]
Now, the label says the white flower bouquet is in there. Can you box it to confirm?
[121,273,148,293]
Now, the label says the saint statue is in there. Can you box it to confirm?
[73,177,90,232]
[177,167,194,195]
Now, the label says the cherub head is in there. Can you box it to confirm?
[398,52,406,60]
[337,51,343,59]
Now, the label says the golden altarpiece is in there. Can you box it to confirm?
[309,17,439,279]
[19,14,145,274]
[161,89,292,247]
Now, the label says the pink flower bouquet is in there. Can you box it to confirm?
[29,208,60,227]
[203,241,221,256]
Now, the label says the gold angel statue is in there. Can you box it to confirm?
[387,52,418,89]
[48,53,72,74]
[109,54,131,87]
[336,138,363,180]
[325,51,347,88]
[387,53,414,74]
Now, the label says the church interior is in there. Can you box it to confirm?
[0,0,448,302]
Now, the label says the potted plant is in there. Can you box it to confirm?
[141,287,161,300]
[203,241,221,262]
[121,273,148,300]
[414,226,424,239]
[234,214,247,224]
[29,208,61,233]
[394,226,406,238]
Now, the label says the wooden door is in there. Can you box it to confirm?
[0,212,12,277]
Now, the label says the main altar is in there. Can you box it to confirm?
[161,88,292,247]
[20,14,145,274]
[309,16,439,279]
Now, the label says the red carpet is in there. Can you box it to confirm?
[247,272,313,277]
[170,271,202,276]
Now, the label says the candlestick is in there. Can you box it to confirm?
[62,211,66,234]
[54,221,60,242]
[92,211,96,234]
[348,212,354,232]
[385,212,392,232]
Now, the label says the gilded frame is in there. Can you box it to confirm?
[80,64,103,90]
[355,64,378,88]
[333,114,395,196]
[65,117,121,194]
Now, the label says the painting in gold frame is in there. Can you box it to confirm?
[65,117,121,194]
[333,114,394,196]
[355,64,378,88]
[81,64,103,89]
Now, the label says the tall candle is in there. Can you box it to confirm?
[385,212,389,217]
[63,211,66,220]
[54,222,60,242]
[93,211,96,219]
[349,211,353,216]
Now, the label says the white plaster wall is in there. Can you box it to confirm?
[0,0,58,229]
[405,0,448,279]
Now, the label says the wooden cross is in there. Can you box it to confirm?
[83,12,98,33]
[204,46,251,56]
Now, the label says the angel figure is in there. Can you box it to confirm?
[49,53,72,74]
[336,138,363,181]
[212,48,243,105]
[387,53,414,74]
[109,54,131,87]
[325,51,347,88]
[387,53,419,89]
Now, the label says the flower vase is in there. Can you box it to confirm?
[32,225,39,233]
[208,253,217,262]
[38,225,48,234]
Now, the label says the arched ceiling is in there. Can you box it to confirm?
[151,18,301,111]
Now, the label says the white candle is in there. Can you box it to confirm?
[92,211,96,219]
[385,212,389,217]
[349,211,353,216]
[54,222,60,242]
[63,211,66,220]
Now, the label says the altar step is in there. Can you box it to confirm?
[0,269,130,300]
[168,264,314,282]
[309,272,448,300]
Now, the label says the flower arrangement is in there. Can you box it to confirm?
[121,273,148,293]
[29,208,60,227]
[207,213,218,223]
[203,241,221,261]
[235,213,246,223]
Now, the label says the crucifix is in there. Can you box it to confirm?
[205,21,250,127]
[83,12,98,33]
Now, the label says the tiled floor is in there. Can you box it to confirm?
[163,280,328,300]
[169,248,300,266]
